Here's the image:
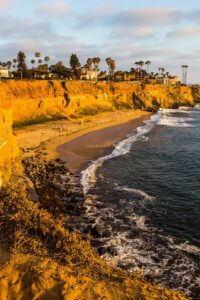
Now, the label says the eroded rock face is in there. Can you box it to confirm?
[1,80,199,125]
[0,97,21,187]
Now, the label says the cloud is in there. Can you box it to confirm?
[187,8,200,22]
[75,7,181,30]
[111,7,182,27]
[109,26,156,41]
[0,0,11,9]
[38,0,69,17]
[167,27,200,38]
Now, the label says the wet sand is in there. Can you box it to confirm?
[58,115,151,173]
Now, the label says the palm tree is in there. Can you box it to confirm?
[138,61,144,69]
[135,61,139,68]
[106,57,112,79]
[110,59,116,80]
[6,61,12,70]
[35,52,41,59]
[145,60,151,73]
[106,58,115,80]
[86,58,93,70]
[44,56,50,66]
[93,57,101,71]
[35,52,41,68]
[31,59,35,69]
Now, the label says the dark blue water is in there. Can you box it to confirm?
[81,106,200,299]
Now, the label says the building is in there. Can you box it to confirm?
[80,67,98,81]
[0,67,9,78]
[155,75,179,85]
[114,71,137,81]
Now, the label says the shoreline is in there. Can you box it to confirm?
[15,109,151,169]
[57,114,151,173]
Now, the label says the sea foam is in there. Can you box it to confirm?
[81,114,160,195]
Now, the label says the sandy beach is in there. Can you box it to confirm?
[15,110,151,169]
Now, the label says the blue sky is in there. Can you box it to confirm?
[0,0,200,82]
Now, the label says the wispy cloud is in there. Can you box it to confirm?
[38,0,70,17]
[167,27,200,38]
[0,0,11,9]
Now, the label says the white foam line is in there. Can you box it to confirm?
[81,114,160,195]
[115,185,156,201]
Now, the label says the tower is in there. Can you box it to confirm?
[181,65,189,85]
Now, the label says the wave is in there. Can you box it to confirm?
[81,114,160,195]
[114,185,156,201]
[158,108,196,127]
[158,115,195,127]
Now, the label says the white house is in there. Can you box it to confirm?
[80,67,98,81]
[0,67,9,78]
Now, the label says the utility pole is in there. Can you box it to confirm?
[181,65,189,85]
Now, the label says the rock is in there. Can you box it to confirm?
[90,225,111,238]
[107,246,118,256]
[97,246,107,255]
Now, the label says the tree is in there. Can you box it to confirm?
[49,61,73,79]
[145,60,151,73]
[93,57,101,71]
[17,51,27,79]
[35,52,41,59]
[86,58,93,70]
[38,64,49,72]
[135,61,139,68]
[13,58,17,71]
[6,61,12,70]
[38,59,43,65]
[44,56,50,67]
[70,53,80,71]
[110,59,116,80]
[106,57,112,78]
[138,61,144,69]
[106,57,115,80]
[31,59,35,69]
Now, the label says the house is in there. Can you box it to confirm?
[0,67,9,78]
[114,71,137,81]
[80,67,98,81]
[135,69,149,81]
[156,75,179,85]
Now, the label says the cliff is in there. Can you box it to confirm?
[0,80,199,125]
[0,80,194,299]
[0,97,21,187]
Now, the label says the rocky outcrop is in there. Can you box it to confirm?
[1,80,199,125]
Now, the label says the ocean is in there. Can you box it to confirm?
[81,105,200,299]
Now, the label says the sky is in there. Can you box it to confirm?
[0,0,200,83]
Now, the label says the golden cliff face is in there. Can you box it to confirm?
[0,97,21,187]
[0,80,192,299]
[0,80,199,184]
[1,80,199,125]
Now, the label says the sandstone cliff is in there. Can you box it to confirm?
[0,97,21,187]
[1,80,199,125]
[0,80,195,299]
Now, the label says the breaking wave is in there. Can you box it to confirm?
[81,114,160,194]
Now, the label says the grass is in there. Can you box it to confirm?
[78,106,113,116]
[12,114,68,128]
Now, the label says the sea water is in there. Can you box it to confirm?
[81,106,200,299]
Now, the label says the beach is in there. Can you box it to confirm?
[15,109,151,169]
